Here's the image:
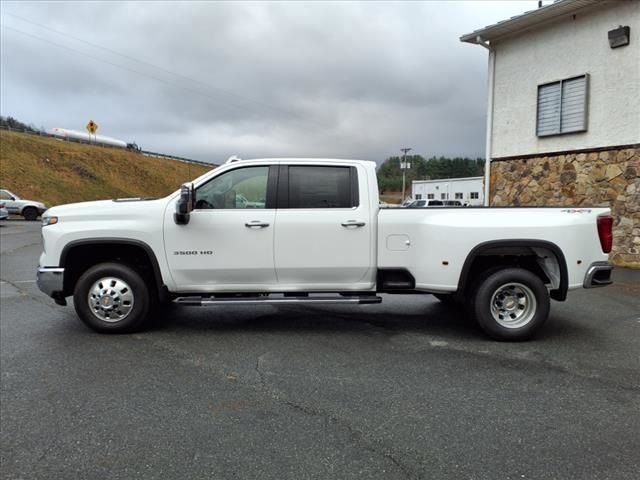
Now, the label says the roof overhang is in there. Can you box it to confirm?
[460,0,603,44]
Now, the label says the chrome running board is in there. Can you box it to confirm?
[173,294,382,306]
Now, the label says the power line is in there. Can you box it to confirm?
[0,24,266,118]
[1,16,373,153]
[3,12,307,122]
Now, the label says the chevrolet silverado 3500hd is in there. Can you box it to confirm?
[37,158,614,340]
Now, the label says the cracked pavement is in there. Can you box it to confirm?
[1,220,639,479]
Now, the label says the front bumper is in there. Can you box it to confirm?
[583,262,613,288]
[37,267,66,304]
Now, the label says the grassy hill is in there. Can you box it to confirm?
[0,130,212,207]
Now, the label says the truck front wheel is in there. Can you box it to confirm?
[73,262,150,333]
[470,268,550,341]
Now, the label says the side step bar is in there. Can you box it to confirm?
[173,295,382,306]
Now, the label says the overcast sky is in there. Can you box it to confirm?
[1,1,540,164]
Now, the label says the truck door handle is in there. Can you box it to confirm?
[341,221,366,228]
[245,221,270,229]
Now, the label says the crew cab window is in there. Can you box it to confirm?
[194,166,269,209]
[287,166,357,208]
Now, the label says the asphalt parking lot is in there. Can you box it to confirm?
[1,220,639,480]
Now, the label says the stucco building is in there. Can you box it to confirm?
[462,0,639,266]
[411,177,484,206]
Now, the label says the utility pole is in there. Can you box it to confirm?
[400,147,412,203]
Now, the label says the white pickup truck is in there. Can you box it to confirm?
[37,158,614,340]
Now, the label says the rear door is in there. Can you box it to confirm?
[274,164,374,289]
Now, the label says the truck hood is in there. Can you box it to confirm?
[45,197,168,221]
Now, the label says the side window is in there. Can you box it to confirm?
[0,191,12,200]
[287,166,357,208]
[195,166,269,209]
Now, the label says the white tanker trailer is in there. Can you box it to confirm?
[47,128,134,149]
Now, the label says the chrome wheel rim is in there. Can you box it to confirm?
[88,277,134,322]
[490,282,536,329]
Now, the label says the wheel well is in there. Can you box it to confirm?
[60,241,163,298]
[458,241,568,301]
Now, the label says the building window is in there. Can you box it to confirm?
[470,192,479,199]
[415,194,422,200]
[537,74,589,137]
[455,192,463,199]
[427,193,434,199]
[440,193,447,200]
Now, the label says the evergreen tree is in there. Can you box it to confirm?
[377,154,484,193]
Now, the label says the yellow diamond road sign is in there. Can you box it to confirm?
[86,120,98,134]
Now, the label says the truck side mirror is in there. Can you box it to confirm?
[174,183,194,225]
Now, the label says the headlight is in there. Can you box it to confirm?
[42,216,58,226]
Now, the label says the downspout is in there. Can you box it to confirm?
[476,35,495,207]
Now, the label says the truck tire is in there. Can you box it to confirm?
[73,262,150,333]
[469,267,550,341]
[22,207,38,221]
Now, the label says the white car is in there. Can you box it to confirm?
[0,203,8,221]
[0,189,47,221]
[36,158,613,341]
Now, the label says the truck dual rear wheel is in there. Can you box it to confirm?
[73,262,150,333]
[470,268,550,341]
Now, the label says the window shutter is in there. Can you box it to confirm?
[560,75,587,133]
[537,82,561,136]
[537,75,588,137]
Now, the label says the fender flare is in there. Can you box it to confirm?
[458,239,569,301]
[59,238,167,300]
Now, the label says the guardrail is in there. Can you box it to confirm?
[0,125,215,168]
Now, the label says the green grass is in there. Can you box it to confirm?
[0,130,212,207]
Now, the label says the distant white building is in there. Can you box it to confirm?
[411,177,484,205]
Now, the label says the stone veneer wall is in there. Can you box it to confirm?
[490,145,640,268]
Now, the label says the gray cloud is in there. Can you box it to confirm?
[1,1,538,163]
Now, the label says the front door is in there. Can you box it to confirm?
[164,165,277,292]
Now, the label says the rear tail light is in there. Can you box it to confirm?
[597,214,613,254]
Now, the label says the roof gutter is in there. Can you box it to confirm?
[459,0,601,44]
[475,36,495,207]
